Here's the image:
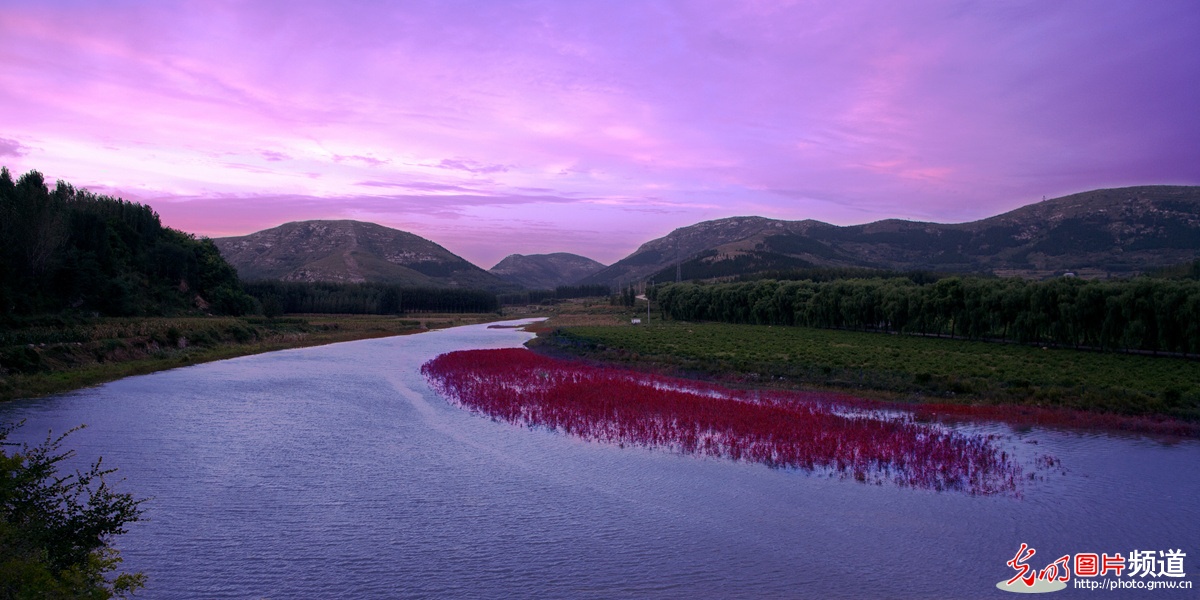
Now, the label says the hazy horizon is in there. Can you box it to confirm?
[2,0,1198,266]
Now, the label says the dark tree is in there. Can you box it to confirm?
[1,421,146,598]
[653,275,1200,354]
[0,167,254,317]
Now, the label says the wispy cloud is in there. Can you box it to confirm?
[357,180,481,193]
[260,150,290,162]
[436,158,510,174]
[332,154,389,167]
[0,137,27,157]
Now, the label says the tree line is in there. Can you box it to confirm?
[497,284,611,306]
[613,284,638,307]
[0,168,507,320]
[652,275,1200,355]
[1150,258,1200,280]
[0,168,254,318]
[245,281,499,315]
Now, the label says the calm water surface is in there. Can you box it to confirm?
[2,320,1197,598]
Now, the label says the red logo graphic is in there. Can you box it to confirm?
[998,544,1188,594]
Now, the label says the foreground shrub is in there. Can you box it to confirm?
[1,422,145,599]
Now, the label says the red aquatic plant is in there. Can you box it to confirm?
[904,402,1200,438]
[422,349,1025,496]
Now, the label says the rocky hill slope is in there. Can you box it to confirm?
[214,220,514,291]
[488,253,606,289]
[579,186,1200,286]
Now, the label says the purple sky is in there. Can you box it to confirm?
[2,0,1198,268]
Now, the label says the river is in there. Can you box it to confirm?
[1,320,1196,598]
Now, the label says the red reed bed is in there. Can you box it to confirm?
[906,403,1200,438]
[422,348,1028,496]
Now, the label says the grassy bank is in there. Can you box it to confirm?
[531,321,1200,422]
[0,313,504,402]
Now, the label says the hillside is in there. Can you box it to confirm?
[214,220,515,291]
[489,253,606,289]
[580,186,1200,286]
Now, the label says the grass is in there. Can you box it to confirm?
[0,313,505,402]
[532,320,1200,422]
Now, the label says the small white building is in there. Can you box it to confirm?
[631,318,642,325]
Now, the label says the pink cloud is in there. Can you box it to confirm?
[332,154,390,167]
[0,0,1196,265]
[437,158,509,174]
[0,137,26,157]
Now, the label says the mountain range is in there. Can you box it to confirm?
[214,185,1200,290]
[488,253,607,289]
[212,220,516,291]
[579,185,1200,287]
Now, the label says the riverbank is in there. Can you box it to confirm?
[0,313,504,402]
[528,319,1200,436]
[7,315,1193,599]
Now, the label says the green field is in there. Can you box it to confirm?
[536,322,1200,420]
[0,313,501,402]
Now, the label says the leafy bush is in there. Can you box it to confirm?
[0,421,146,598]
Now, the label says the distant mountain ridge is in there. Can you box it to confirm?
[580,186,1200,287]
[489,253,606,289]
[213,186,1200,293]
[213,220,515,291]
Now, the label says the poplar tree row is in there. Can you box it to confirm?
[653,276,1200,355]
[497,284,610,306]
